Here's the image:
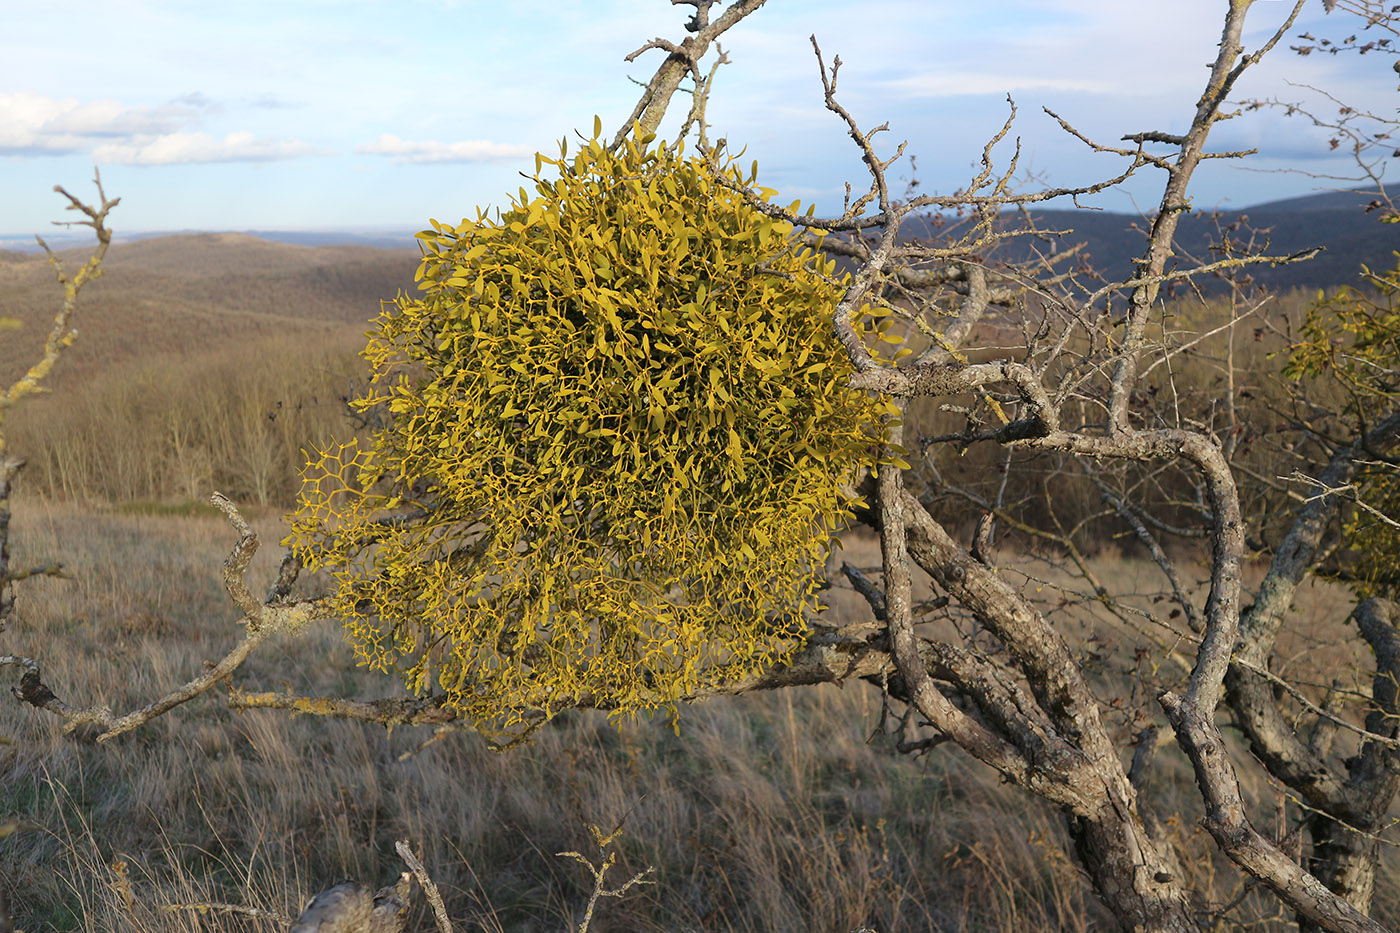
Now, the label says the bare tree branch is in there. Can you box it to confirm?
[5,494,331,741]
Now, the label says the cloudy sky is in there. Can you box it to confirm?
[2,0,1395,240]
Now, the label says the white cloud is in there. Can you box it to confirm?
[0,91,89,153]
[355,133,533,163]
[881,72,1115,98]
[0,92,318,165]
[42,98,198,137]
[93,131,332,165]
[0,92,211,154]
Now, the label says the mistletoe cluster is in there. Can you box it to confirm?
[286,127,903,736]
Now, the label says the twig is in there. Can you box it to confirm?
[557,818,656,933]
[395,840,454,933]
[159,901,291,925]
[1,563,70,584]
[1281,469,1400,529]
[2,171,119,411]
[1094,477,1203,633]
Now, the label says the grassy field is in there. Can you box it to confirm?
[3,234,400,506]
[8,331,367,506]
[1,501,1108,933]
[2,500,1391,932]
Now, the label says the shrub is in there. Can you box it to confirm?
[1285,253,1400,595]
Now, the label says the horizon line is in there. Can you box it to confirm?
[0,186,1378,248]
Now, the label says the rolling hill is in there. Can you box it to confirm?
[992,187,1397,292]
[0,233,420,390]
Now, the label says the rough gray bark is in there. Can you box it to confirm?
[1224,412,1400,929]
[289,876,411,933]
[0,461,17,631]
[896,484,1198,931]
[1295,598,1400,930]
[610,0,767,147]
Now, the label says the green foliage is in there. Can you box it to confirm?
[1285,254,1400,398]
[286,129,902,737]
[1285,254,1400,596]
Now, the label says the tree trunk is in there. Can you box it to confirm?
[1299,816,1378,933]
[1069,792,1200,932]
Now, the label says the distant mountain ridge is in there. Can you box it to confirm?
[2,189,1393,286]
[0,227,421,253]
[996,187,1396,292]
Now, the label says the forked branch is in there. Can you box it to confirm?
[4,495,331,741]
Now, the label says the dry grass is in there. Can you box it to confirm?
[3,502,1394,931]
[0,501,1105,933]
[2,231,414,510]
[7,330,367,506]
[0,233,416,392]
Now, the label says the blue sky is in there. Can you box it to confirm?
[2,0,1395,240]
